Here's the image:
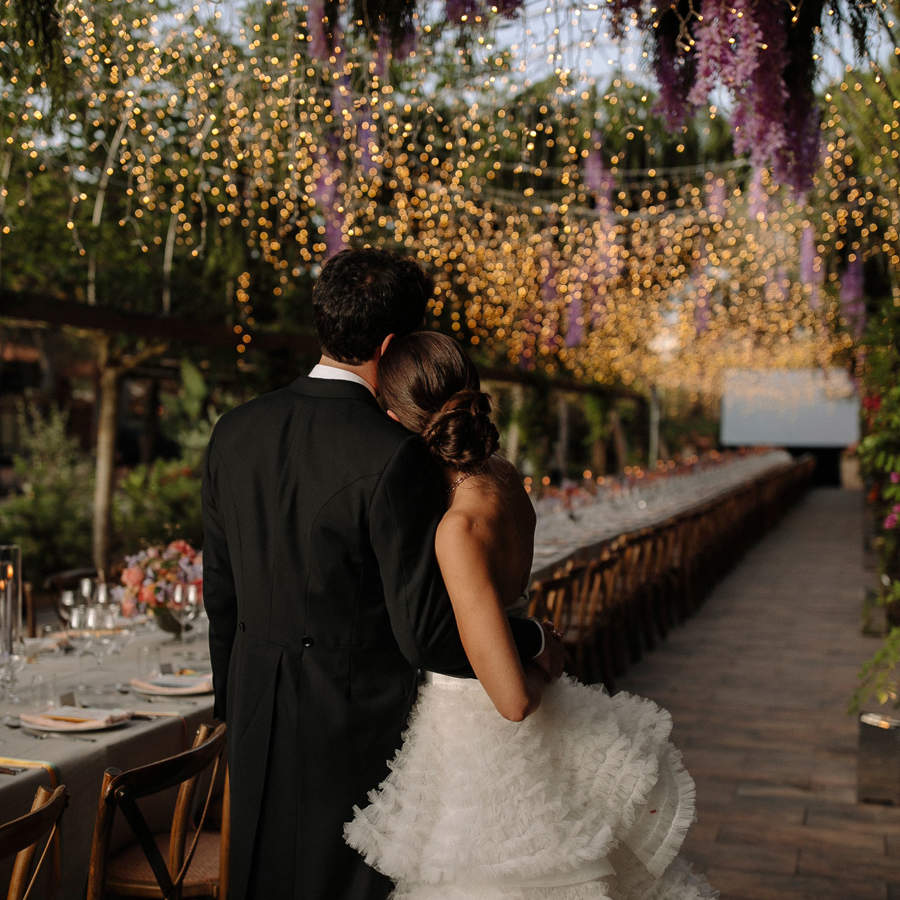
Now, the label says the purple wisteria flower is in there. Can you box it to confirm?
[841,255,866,337]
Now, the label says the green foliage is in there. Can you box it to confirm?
[859,383,900,482]
[111,458,203,556]
[851,616,900,714]
[582,394,611,450]
[514,383,552,475]
[0,405,94,585]
[158,359,242,468]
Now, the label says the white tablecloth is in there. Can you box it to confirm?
[0,628,215,898]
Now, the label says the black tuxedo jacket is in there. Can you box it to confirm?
[202,375,541,900]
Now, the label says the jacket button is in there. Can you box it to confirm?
[238,621,246,632]
[302,636,314,648]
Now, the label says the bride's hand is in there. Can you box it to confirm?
[534,622,565,681]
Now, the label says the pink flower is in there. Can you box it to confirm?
[891,472,900,484]
[167,539,194,557]
[120,593,138,617]
[885,514,898,530]
[121,566,144,589]
[139,584,158,607]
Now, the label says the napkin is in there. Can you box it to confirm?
[19,706,132,730]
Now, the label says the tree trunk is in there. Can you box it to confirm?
[87,115,129,306]
[609,408,629,474]
[554,393,569,479]
[162,210,177,314]
[93,340,119,579]
[505,383,524,467]
[590,432,607,476]
[0,140,12,285]
[648,386,660,468]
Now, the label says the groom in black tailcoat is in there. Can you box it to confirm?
[202,249,563,899]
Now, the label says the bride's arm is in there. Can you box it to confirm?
[435,512,546,722]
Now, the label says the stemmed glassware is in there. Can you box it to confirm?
[171,584,202,637]
[58,589,77,626]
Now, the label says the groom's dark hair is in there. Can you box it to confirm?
[312,248,433,364]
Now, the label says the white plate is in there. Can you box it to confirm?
[19,706,132,732]
[129,674,213,696]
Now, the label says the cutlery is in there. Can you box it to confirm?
[21,727,98,743]
[0,765,25,775]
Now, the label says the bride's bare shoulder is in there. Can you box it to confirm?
[435,505,492,565]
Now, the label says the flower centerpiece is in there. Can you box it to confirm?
[119,540,203,637]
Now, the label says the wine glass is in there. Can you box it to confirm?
[78,576,94,606]
[94,582,111,606]
[58,589,77,626]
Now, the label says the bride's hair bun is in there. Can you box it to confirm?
[377,331,501,470]
[422,389,500,470]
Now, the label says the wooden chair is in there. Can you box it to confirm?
[528,572,576,635]
[617,530,656,664]
[570,549,621,690]
[0,784,68,900]
[86,723,228,900]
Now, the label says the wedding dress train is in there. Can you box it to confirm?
[345,674,716,899]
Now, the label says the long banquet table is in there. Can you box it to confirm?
[0,450,804,898]
[0,629,215,898]
[529,449,795,578]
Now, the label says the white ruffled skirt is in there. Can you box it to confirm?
[344,674,716,899]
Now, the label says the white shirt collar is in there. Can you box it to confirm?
[308,363,375,395]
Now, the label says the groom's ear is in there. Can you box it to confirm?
[385,409,401,423]
[377,333,395,360]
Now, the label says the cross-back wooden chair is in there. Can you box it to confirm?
[640,521,673,640]
[0,784,68,900]
[86,722,228,900]
[527,572,576,635]
[547,558,595,674]
[616,529,656,664]
[570,547,622,689]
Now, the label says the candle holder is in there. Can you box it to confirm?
[0,545,22,660]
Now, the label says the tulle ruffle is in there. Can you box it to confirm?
[344,675,716,899]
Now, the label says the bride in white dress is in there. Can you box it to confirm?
[344,331,716,900]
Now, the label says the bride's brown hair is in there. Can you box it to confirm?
[378,331,499,471]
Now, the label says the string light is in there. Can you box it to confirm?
[0,0,895,399]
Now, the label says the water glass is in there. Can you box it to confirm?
[30,674,57,711]
[138,644,161,680]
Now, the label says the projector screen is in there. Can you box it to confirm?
[720,368,860,448]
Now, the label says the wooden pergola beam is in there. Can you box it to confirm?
[1,291,641,400]
[0,292,320,353]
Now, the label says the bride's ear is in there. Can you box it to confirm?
[385,409,401,423]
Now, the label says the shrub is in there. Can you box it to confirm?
[112,458,203,557]
[0,405,94,586]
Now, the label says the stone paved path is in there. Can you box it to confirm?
[617,487,900,900]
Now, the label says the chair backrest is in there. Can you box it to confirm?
[86,722,227,900]
[527,574,573,633]
[0,784,68,900]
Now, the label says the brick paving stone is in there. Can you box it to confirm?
[616,487,900,899]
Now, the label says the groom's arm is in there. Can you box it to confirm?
[202,425,238,721]
[369,436,543,675]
